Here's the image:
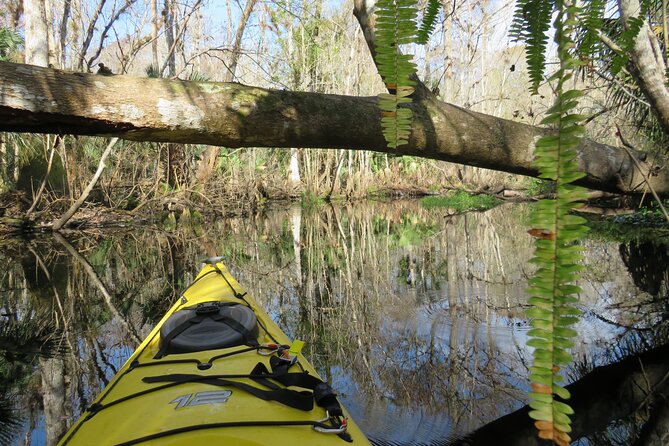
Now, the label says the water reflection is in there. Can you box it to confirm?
[0,201,667,445]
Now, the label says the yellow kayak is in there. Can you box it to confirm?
[59,258,370,445]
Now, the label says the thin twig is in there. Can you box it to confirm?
[616,124,669,223]
[27,135,62,216]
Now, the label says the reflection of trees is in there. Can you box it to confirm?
[0,228,203,443]
[230,202,669,444]
[0,317,66,443]
[620,241,669,297]
[230,202,538,438]
[2,201,668,444]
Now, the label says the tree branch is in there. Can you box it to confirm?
[52,137,119,230]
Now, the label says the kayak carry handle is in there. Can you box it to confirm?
[203,256,225,265]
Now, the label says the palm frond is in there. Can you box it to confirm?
[0,318,67,360]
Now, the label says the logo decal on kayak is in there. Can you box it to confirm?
[170,390,232,409]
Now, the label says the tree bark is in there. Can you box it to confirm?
[59,0,73,68]
[24,0,50,67]
[195,0,258,184]
[618,0,669,135]
[39,356,67,446]
[151,0,159,69]
[0,60,665,195]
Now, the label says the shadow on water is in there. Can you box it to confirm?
[620,241,669,299]
[0,201,668,445]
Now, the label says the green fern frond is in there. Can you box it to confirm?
[510,0,531,39]
[610,15,645,75]
[511,0,555,94]
[577,0,606,58]
[375,0,419,148]
[416,0,441,44]
[609,0,653,76]
[526,2,588,445]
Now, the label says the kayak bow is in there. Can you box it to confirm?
[59,258,370,445]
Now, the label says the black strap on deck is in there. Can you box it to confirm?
[115,419,352,446]
[142,355,345,417]
[143,372,315,411]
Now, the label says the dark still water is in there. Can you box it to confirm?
[1,200,668,445]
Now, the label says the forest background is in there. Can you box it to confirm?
[0,0,607,218]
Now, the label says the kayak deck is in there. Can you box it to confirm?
[59,260,369,445]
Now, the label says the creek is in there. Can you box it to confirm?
[0,200,667,445]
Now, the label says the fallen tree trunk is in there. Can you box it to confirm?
[0,61,666,195]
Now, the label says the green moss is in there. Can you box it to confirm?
[197,83,224,94]
[420,190,501,213]
[525,177,555,197]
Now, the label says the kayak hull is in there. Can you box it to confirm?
[59,261,369,445]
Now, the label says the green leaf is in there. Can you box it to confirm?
[554,400,575,415]
[527,338,552,349]
[553,384,571,400]
[529,409,553,422]
[529,392,554,403]
[523,0,588,437]
[375,0,419,148]
[416,0,440,44]
[530,373,554,386]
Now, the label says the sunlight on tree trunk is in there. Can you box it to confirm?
[24,0,49,67]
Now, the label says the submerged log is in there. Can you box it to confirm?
[453,343,669,446]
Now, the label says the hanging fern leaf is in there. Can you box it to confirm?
[375,0,419,148]
[610,14,645,75]
[511,0,555,94]
[577,0,606,58]
[526,2,588,445]
[416,0,441,44]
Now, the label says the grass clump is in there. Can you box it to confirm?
[420,190,501,213]
[525,177,555,197]
[301,191,324,211]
